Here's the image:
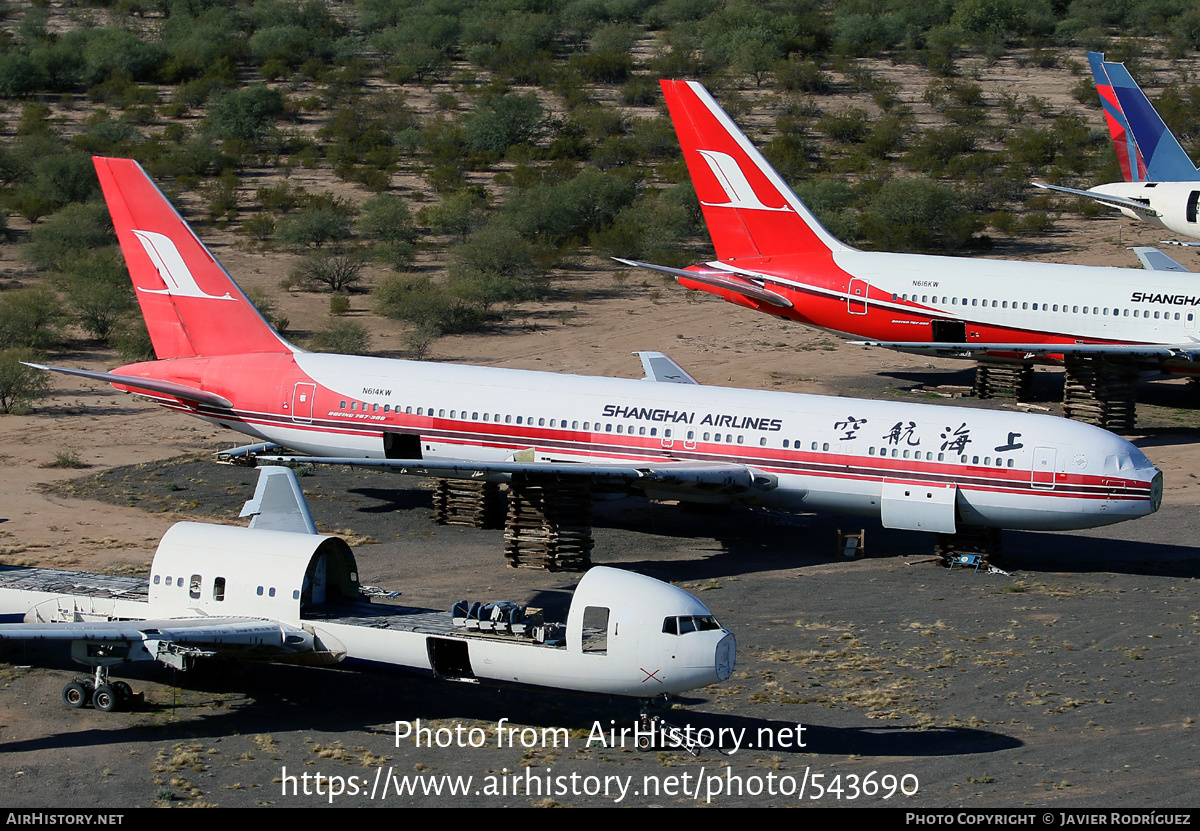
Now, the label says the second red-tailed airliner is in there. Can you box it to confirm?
[33,157,1162,543]
[620,80,1200,373]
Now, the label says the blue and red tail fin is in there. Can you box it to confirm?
[1089,52,1147,182]
[659,80,851,263]
[1089,52,1200,183]
[93,156,292,360]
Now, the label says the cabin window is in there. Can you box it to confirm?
[572,421,579,429]
[257,586,263,596]
[1008,459,1014,468]
[822,442,830,451]
[650,428,657,437]
[339,401,346,409]
[163,576,170,586]
[406,406,413,414]
[516,416,522,425]
[665,429,672,438]
[505,415,512,424]
[783,439,790,448]
[373,404,379,413]
[1123,310,1129,317]
[1155,311,1160,320]
[640,427,647,436]
[189,574,201,600]
[605,423,612,432]
[293,590,300,600]
[581,606,609,654]
[759,437,767,446]
[416,407,422,415]
[351,402,358,410]
[737,435,744,444]
[538,418,545,426]
[213,577,226,601]
[1022,303,1028,310]
[583,422,590,430]
[972,299,978,306]
[616,424,623,433]
[269,588,276,598]
[972,456,979,464]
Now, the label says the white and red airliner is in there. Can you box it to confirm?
[34,157,1163,540]
[619,80,1200,370]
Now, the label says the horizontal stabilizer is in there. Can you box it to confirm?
[1031,182,1160,216]
[24,362,232,408]
[613,258,792,308]
[634,351,700,384]
[1132,247,1191,272]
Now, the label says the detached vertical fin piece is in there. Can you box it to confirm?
[240,466,318,535]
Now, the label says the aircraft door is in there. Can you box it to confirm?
[1188,191,1200,224]
[1031,447,1056,489]
[291,383,316,423]
[848,279,869,314]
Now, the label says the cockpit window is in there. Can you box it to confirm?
[662,615,721,635]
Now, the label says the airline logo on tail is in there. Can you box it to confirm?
[696,150,791,212]
[132,230,234,301]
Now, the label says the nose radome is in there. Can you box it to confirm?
[716,632,736,681]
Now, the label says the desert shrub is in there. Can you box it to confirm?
[818,108,870,144]
[0,286,65,351]
[24,202,116,270]
[463,92,546,156]
[277,203,355,249]
[59,248,135,341]
[374,273,489,335]
[447,223,546,310]
[206,86,286,143]
[775,55,831,94]
[417,190,488,241]
[308,318,370,355]
[0,348,50,414]
[109,313,155,362]
[859,178,983,252]
[292,251,365,293]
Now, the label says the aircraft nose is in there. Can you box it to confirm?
[715,632,736,681]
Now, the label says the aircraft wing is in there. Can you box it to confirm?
[850,340,1200,361]
[24,363,233,408]
[260,455,774,495]
[613,258,794,308]
[0,617,290,646]
[1131,247,1191,272]
[1030,182,1161,217]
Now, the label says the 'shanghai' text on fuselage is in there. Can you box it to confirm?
[601,404,783,432]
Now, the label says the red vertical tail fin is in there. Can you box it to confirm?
[93,156,292,359]
[660,80,851,262]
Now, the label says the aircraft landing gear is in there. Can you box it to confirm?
[60,666,137,712]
